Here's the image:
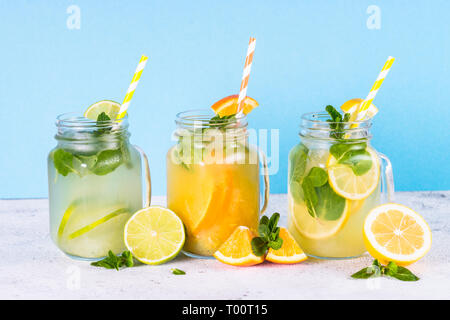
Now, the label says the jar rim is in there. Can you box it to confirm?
[300,111,372,141]
[175,109,247,129]
[301,111,371,126]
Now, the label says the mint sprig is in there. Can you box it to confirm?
[95,112,113,135]
[91,250,134,271]
[351,259,419,281]
[325,105,351,139]
[251,213,283,256]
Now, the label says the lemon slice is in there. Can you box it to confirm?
[327,147,380,200]
[84,100,121,120]
[340,98,378,119]
[289,195,349,240]
[124,206,185,265]
[363,203,432,266]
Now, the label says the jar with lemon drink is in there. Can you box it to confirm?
[288,105,394,259]
[48,101,151,260]
[167,97,269,257]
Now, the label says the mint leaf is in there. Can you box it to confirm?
[53,149,79,177]
[326,105,342,122]
[338,149,373,176]
[251,213,283,256]
[91,149,123,175]
[307,167,328,187]
[330,142,367,160]
[268,237,283,250]
[258,224,270,239]
[314,183,347,221]
[251,237,268,256]
[91,250,134,270]
[208,114,236,130]
[94,112,113,135]
[302,177,318,218]
[352,260,419,282]
[97,112,111,122]
[267,212,280,233]
[171,268,186,275]
[351,267,377,279]
[289,144,308,182]
[390,266,419,281]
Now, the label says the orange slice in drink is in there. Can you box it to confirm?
[213,226,264,266]
[266,228,308,264]
[363,203,432,266]
[211,94,258,117]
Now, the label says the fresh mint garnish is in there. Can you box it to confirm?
[251,213,283,256]
[91,149,123,176]
[325,105,351,139]
[208,114,236,130]
[171,268,186,275]
[95,112,113,135]
[91,250,134,271]
[351,259,419,281]
[52,149,80,177]
[338,148,373,176]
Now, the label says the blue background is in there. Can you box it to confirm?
[1,0,449,199]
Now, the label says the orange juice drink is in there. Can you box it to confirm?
[167,108,267,257]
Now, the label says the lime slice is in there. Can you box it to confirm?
[57,201,79,239]
[68,208,128,239]
[84,100,121,120]
[124,206,185,265]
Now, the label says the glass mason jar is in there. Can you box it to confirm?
[48,113,151,260]
[287,112,394,259]
[166,110,269,258]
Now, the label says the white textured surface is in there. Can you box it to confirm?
[0,192,449,300]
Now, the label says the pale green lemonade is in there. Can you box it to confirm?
[48,113,143,260]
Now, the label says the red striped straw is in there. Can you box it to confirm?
[236,37,256,115]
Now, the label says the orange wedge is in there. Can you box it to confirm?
[266,228,308,264]
[211,95,258,117]
[213,226,264,266]
[363,203,432,266]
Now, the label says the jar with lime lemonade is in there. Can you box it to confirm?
[167,95,269,257]
[48,101,151,260]
[287,102,394,259]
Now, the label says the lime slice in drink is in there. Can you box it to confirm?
[84,100,121,120]
[124,206,185,265]
[68,208,129,239]
[57,201,79,239]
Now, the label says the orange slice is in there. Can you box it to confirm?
[266,227,307,264]
[363,203,432,266]
[213,226,264,266]
[211,94,258,117]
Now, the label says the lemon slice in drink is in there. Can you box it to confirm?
[289,193,350,240]
[84,100,121,120]
[327,148,380,200]
[124,206,185,265]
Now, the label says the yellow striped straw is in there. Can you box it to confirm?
[353,56,395,122]
[117,55,149,120]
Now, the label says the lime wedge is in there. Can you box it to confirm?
[84,100,121,120]
[68,208,129,239]
[57,201,79,239]
[124,206,185,265]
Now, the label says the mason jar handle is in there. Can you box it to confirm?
[258,148,270,215]
[134,145,152,208]
[379,153,394,203]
